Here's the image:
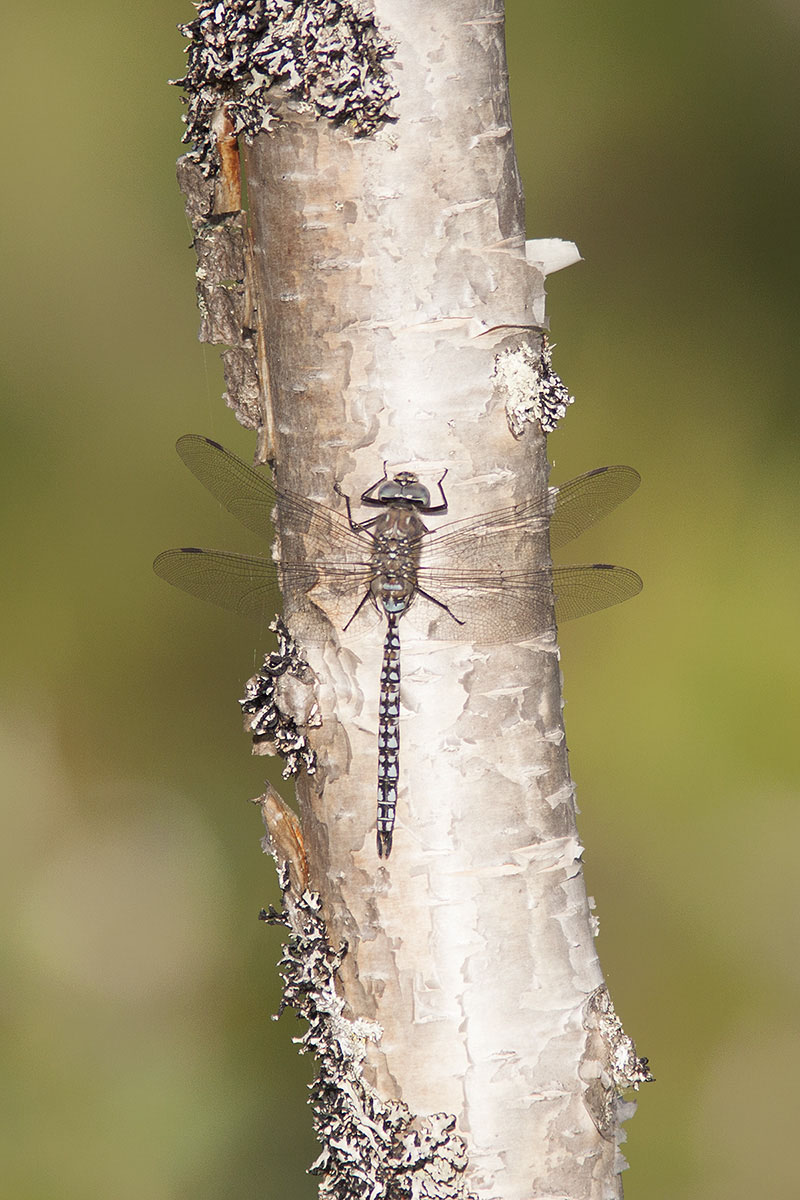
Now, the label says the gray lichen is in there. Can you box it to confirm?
[497,338,575,437]
[174,0,398,173]
[582,984,653,1142]
[590,986,653,1093]
[262,869,478,1200]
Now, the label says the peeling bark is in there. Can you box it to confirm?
[172,3,650,1197]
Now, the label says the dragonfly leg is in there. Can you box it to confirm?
[425,467,449,514]
[414,585,465,627]
[342,587,378,632]
[359,463,391,507]
[333,480,382,533]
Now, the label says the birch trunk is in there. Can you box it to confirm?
[174,2,649,1197]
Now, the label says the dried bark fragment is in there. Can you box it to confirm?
[253,784,309,895]
[260,869,478,1200]
[176,151,270,439]
[173,0,398,174]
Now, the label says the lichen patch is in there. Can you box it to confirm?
[174,0,398,172]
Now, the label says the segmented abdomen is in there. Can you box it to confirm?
[376,612,401,857]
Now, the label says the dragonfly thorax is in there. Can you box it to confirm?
[370,510,427,617]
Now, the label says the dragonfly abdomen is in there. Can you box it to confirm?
[376,611,402,858]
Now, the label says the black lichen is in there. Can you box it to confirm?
[262,869,478,1200]
[499,338,575,439]
[174,0,398,172]
[240,617,319,777]
[533,339,575,433]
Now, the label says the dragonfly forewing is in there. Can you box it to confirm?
[176,434,375,565]
[549,465,641,550]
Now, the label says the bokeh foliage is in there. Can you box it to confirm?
[1,2,797,1197]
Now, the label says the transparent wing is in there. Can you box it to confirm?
[175,434,377,564]
[549,465,640,550]
[153,546,380,634]
[553,563,643,622]
[403,465,641,639]
[405,563,642,641]
[153,549,280,622]
[418,465,641,563]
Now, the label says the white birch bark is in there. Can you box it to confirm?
[173,2,650,1197]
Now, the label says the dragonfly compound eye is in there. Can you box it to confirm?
[378,474,431,507]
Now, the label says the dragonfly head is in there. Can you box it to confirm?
[377,472,431,508]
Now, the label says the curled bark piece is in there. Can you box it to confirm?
[253,783,309,896]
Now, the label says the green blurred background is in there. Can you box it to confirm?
[2,2,797,1196]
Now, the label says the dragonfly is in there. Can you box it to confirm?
[154,435,642,857]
